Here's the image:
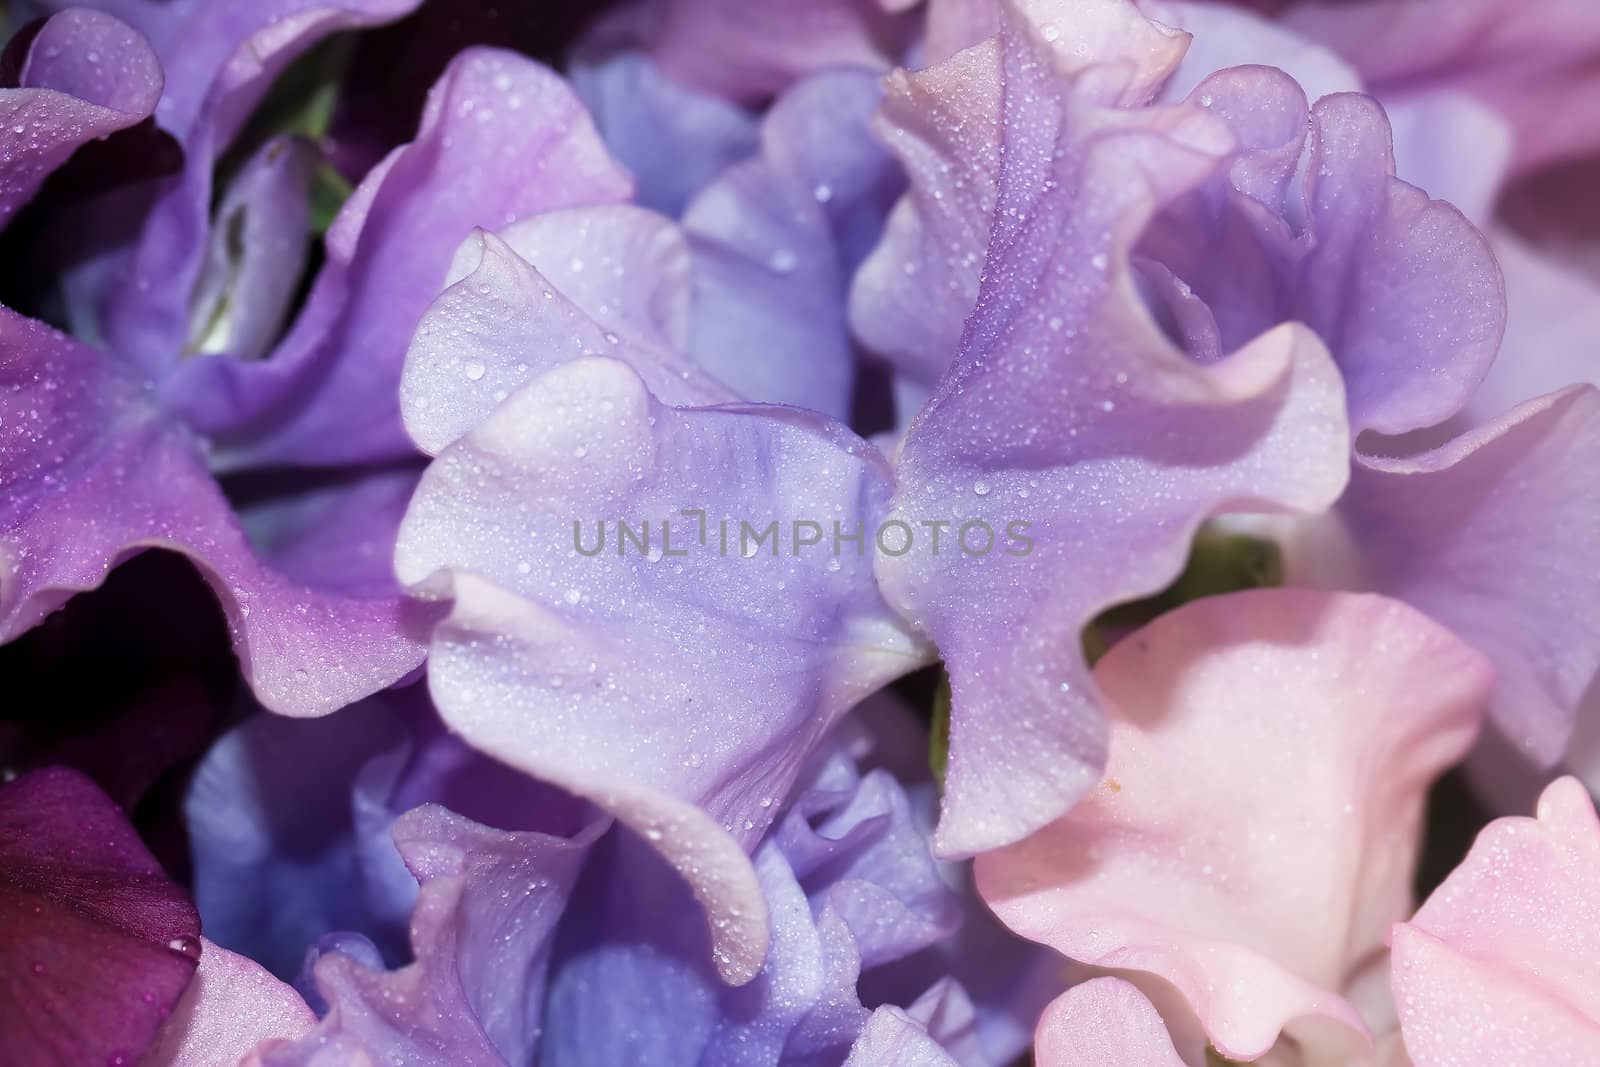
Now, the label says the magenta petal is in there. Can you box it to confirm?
[0,767,200,1066]
[145,939,315,1067]
[397,357,928,981]
[0,309,428,715]
[167,48,634,466]
[0,8,161,228]
[1336,386,1600,764]
[878,10,1349,857]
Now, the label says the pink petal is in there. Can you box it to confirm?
[145,939,314,1067]
[977,590,1491,1061]
[1391,776,1600,1065]
[1033,979,1188,1067]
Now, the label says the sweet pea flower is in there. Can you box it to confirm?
[1,2,653,717]
[5,0,1598,1063]
[858,0,1600,830]
[977,588,1493,1064]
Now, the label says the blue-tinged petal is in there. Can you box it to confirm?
[397,357,928,980]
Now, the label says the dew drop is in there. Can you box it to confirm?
[167,935,201,959]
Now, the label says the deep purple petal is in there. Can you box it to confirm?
[0,766,199,1066]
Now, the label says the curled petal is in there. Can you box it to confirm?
[1334,386,1600,764]
[1293,93,1504,436]
[846,37,1001,387]
[266,805,604,1066]
[1148,0,1360,104]
[397,357,928,980]
[1391,776,1600,1064]
[879,8,1349,857]
[145,940,315,1067]
[544,743,959,1065]
[1033,979,1187,1067]
[1461,230,1600,425]
[843,1006,963,1067]
[184,136,314,361]
[0,7,162,227]
[0,767,200,1066]
[977,591,1491,1061]
[850,0,1190,389]
[0,309,429,715]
